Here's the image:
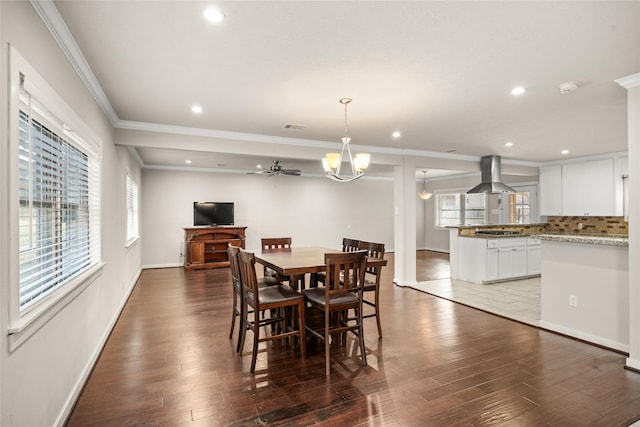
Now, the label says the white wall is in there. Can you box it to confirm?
[0,2,142,426]
[141,169,394,267]
[540,241,629,352]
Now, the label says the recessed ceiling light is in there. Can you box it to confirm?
[505,142,514,147]
[561,149,569,155]
[511,86,527,95]
[191,105,203,114]
[256,164,262,169]
[204,7,225,23]
[392,131,401,139]
[185,160,192,164]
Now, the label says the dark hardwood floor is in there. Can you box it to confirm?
[66,251,640,426]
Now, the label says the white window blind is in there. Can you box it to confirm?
[126,173,139,243]
[18,83,101,310]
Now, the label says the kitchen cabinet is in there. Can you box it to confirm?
[486,247,498,281]
[561,159,614,216]
[614,157,628,218]
[457,236,541,284]
[498,244,527,279]
[539,165,562,216]
[526,238,541,275]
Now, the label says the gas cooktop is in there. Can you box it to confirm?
[475,230,522,236]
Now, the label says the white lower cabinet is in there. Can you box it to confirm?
[486,248,498,281]
[459,236,541,284]
[526,244,541,275]
[498,246,527,279]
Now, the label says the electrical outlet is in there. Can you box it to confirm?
[569,295,578,307]
[578,223,584,229]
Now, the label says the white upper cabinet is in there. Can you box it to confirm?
[561,159,615,216]
[539,165,562,216]
[614,157,629,218]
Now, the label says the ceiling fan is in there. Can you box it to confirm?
[248,160,301,177]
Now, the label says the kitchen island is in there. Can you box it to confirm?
[449,224,547,284]
[534,233,629,352]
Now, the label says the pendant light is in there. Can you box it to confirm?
[418,170,432,200]
[322,98,370,182]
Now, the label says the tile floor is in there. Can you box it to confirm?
[410,276,541,326]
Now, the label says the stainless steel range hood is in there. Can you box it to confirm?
[467,155,516,194]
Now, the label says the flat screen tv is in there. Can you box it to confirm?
[193,202,234,226]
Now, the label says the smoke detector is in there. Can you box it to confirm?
[559,81,579,94]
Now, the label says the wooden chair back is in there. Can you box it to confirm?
[324,250,367,301]
[238,249,260,306]
[261,237,292,250]
[342,238,360,252]
[358,241,385,276]
[227,245,242,291]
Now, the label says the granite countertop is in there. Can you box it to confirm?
[461,234,533,239]
[449,223,548,230]
[531,233,629,247]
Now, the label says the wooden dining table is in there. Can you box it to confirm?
[255,246,388,290]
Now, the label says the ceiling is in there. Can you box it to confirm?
[52,1,640,177]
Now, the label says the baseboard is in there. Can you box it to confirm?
[142,262,182,269]
[420,247,450,254]
[538,320,629,353]
[55,268,142,427]
[626,357,640,371]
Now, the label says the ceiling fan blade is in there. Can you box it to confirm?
[247,170,274,175]
[281,170,301,176]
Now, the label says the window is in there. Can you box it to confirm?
[507,191,531,224]
[18,86,101,311]
[436,193,462,227]
[126,173,139,244]
[435,193,487,227]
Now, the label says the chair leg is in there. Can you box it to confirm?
[374,291,382,338]
[250,311,260,373]
[229,289,237,339]
[298,299,306,359]
[325,310,331,376]
[238,303,248,354]
[358,307,367,367]
[236,300,245,354]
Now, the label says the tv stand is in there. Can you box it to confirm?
[183,226,247,270]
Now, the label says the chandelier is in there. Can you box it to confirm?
[418,170,433,200]
[322,98,370,182]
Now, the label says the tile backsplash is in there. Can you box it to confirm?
[546,216,628,236]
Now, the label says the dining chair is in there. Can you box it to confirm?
[342,237,360,252]
[302,250,368,376]
[237,249,306,373]
[357,241,386,337]
[314,237,361,286]
[228,245,278,353]
[261,237,292,283]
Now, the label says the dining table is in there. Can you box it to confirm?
[255,246,388,290]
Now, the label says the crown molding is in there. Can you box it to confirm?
[30,0,119,125]
[615,73,640,89]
